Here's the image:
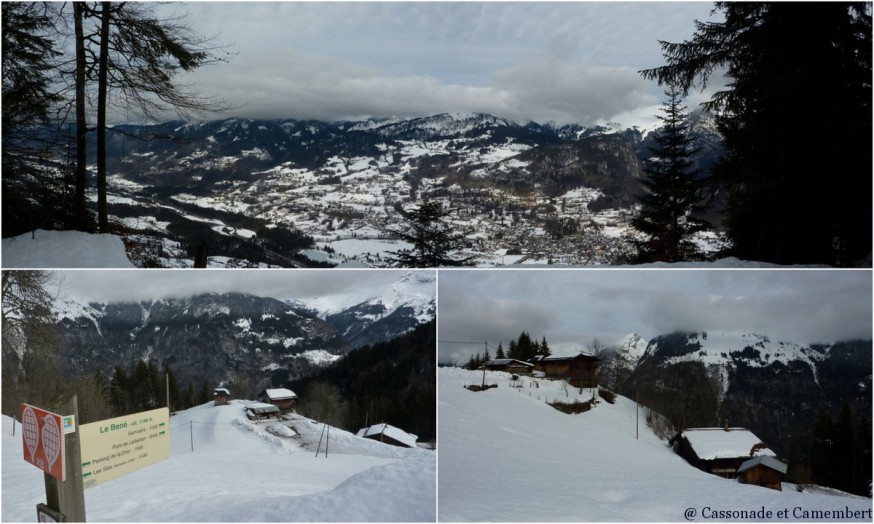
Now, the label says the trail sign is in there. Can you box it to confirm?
[79,407,170,489]
[20,403,66,481]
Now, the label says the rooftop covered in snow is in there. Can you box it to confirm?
[679,428,775,460]
[356,423,418,449]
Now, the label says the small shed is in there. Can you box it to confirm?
[259,388,298,411]
[669,427,776,479]
[483,359,534,375]
[245,402,281,421]
[213,388,230,406]
[531,352,600,387]
[356,423,418,448]
[737,455,787,491]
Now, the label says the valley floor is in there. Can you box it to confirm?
[2,400,435,522]
[437,368,871,522]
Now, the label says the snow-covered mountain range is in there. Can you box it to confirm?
[36,272,436,390]
[615,330,871,465]
[90,111,724,267]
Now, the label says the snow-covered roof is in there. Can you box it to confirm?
[737,455,787,475]
[486,359,533,367]
[263,388,297,400]
[246,403,280,414]
[214,388,230,395]
[356,423,418,448]
[681,428,776,460]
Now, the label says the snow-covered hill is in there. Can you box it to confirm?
[2,400,435,522]
[438,367,871,521]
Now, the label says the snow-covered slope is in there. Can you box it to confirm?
[2,400,435,522]
[438,367,870,522]
[2,229,135,268]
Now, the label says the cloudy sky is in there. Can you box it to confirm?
[148,1,722,127]
[437,269,873,363]
[52,269,430,306]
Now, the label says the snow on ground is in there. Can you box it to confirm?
[1,229,135,268]
[2,400,435,522]
[438,367,871,522]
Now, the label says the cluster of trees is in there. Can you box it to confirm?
[466,331,553,369]
[107,360,214,417]
[289,320,436,442]
[3,2,227,237]
[639,2,871,266]
[811,404,872,497]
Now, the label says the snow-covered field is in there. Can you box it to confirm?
[2,400,435,522]
[1,229,135,268]
[438,368,871,522]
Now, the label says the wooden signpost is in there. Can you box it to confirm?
[21,398,171,522]
[21,396,86,522]
[79,407,170,489]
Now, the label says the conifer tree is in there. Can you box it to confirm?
[386,202,475,267]
[640,3,871,265]
[495,342,506,360]
[631,85,708,263]
[539,336,552,358]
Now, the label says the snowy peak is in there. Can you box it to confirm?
[320,271,436,348]
[640,330,828,371]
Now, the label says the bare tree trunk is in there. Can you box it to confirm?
[73,3,88,231]
[96,2,111,233]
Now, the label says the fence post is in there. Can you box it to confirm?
[190,421,194,453]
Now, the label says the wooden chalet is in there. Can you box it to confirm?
[356,423,418,448]
[531,352,599,388]
[483,359,534,375]
[213,387,230,406]
[245,402,281,420]
[737,455,787,491]
[669,427,777,479]
[259,388,298,411]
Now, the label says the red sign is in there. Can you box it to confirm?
[21,403,65,481]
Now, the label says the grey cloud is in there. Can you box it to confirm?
[56,269,414,305]
[438,270,872,363]
[154,2,720,126]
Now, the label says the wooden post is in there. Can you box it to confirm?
[315,423,326,458]
[636,392,639,440]
[165,372,170,412]
[190,421,193,453]
[44,395,86,522]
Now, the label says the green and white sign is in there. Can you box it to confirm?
[79,407,170,489]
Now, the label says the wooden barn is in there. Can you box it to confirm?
[737,455,787,491]
[356,423,418,448]
[669,427,777,479]
[213,387,230,406]
[531,352,599,387]
[259,388,298,411]
[482,359,534,375]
